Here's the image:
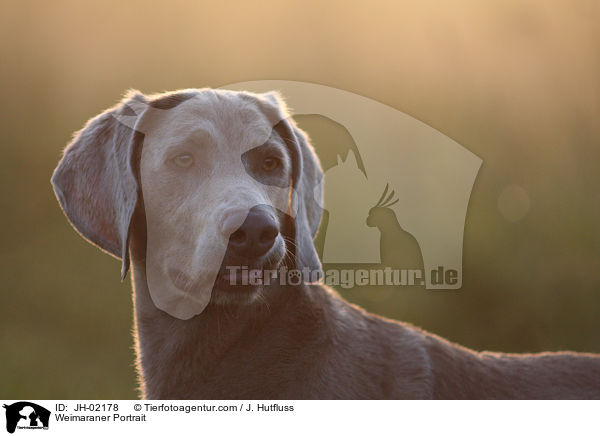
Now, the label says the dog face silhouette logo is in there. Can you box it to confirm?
[3,402,50,433]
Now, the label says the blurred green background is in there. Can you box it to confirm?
[1,0,599,399]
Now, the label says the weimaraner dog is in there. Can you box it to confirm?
[52,88,600,399]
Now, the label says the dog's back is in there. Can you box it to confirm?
[312,285,600,399]
[425,334,600,399]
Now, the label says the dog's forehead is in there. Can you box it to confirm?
[146,90,285,153]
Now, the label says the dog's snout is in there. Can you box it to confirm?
[228,208,279,258]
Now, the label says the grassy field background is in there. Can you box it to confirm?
[1,0,599,398]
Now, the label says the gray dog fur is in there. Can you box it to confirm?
[52,89,600,399]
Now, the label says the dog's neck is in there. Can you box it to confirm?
[129,252,325,399]
[127,205,331,399]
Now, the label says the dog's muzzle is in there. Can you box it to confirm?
[221,206,280,260]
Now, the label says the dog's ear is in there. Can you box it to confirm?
[259,91,324,280]
[51,91,147,280]
[288,121,324,280]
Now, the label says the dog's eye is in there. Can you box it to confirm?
[173,153,194,168]
[262,157,280,172]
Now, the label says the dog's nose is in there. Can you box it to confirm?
[228,208,279,258]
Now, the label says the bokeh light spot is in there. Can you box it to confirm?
[498,184,530,222]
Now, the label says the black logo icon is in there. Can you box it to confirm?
[3,402,50,434]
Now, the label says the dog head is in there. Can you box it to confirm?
[51,89,323,319]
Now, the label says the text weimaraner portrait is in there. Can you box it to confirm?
[51,88,600,399]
